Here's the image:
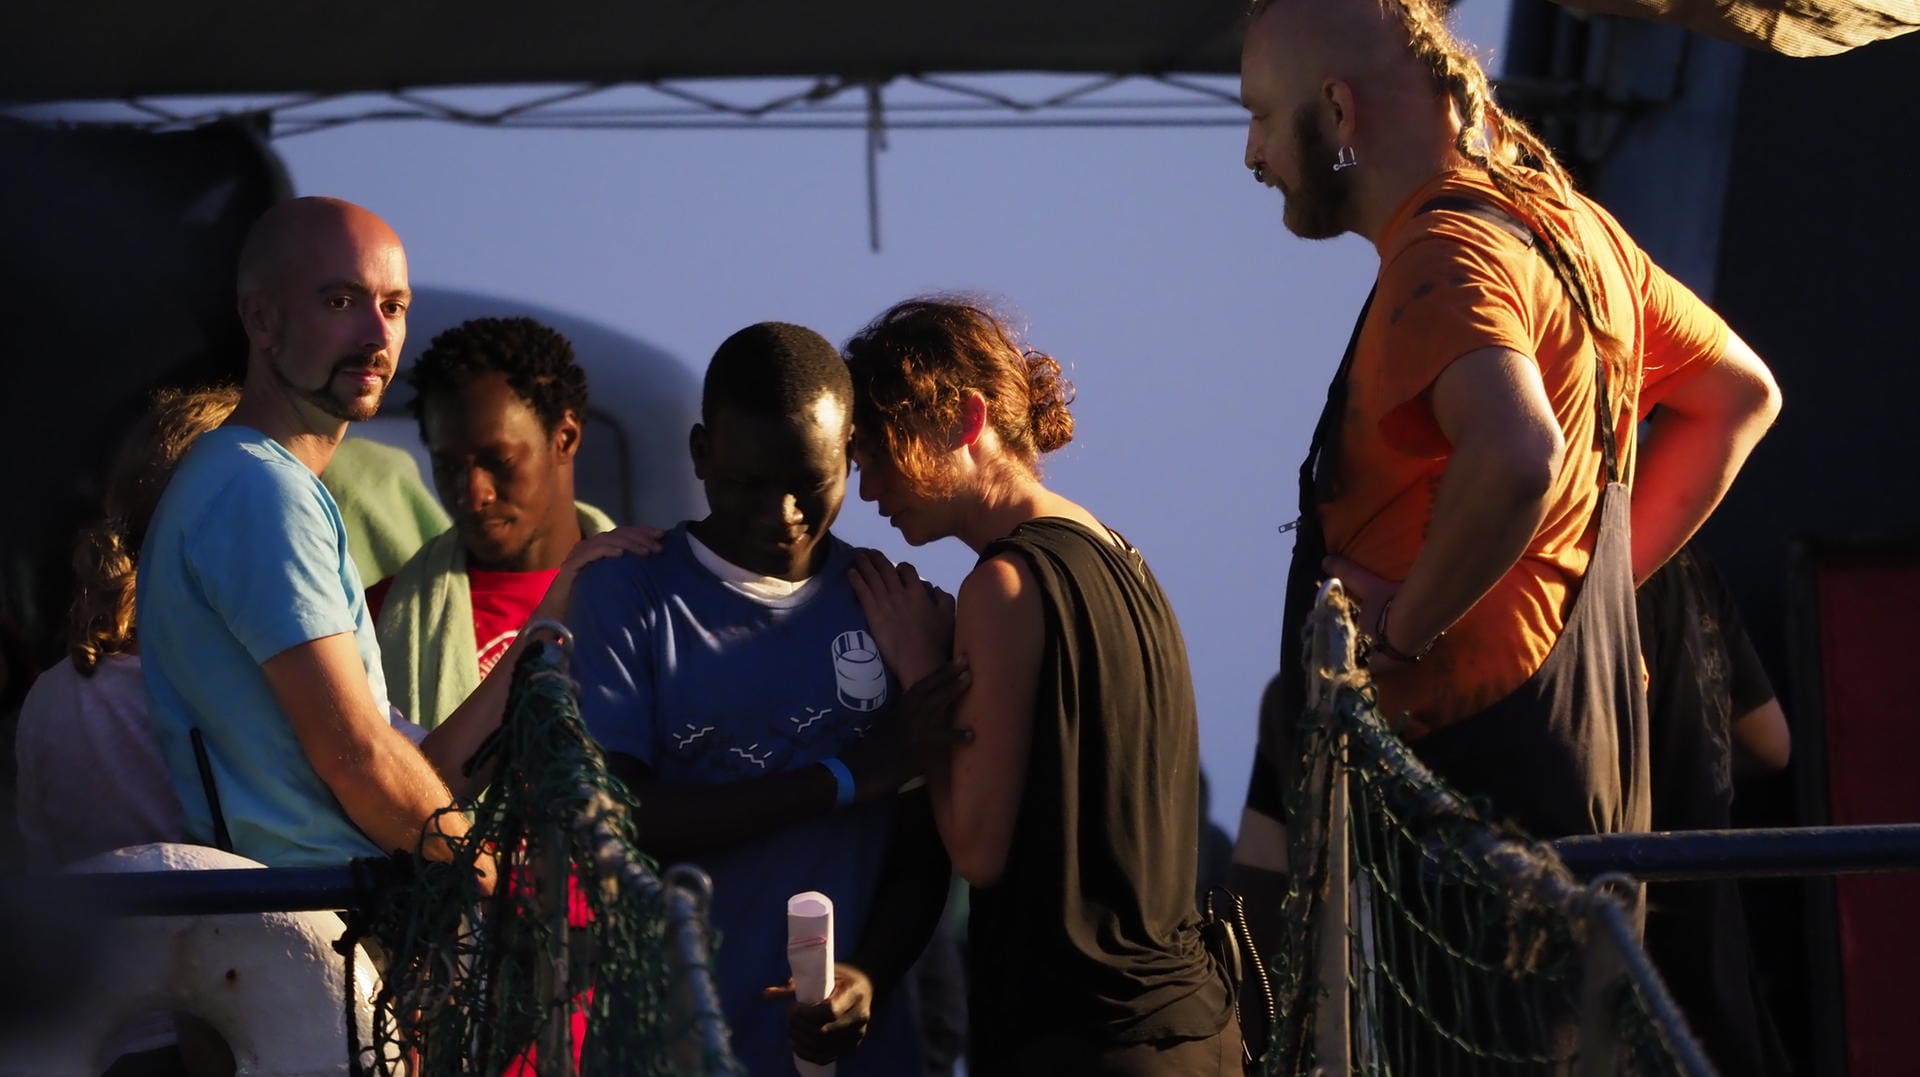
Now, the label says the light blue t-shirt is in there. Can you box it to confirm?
[138,426,388,868]
[570,525,921,1077]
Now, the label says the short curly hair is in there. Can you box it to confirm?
[844,296,1073,496]
[406,316,589,434]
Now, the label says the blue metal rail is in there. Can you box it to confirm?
[8,823,1920,916]
[1551,823,1920,881]
[1,859,394,916]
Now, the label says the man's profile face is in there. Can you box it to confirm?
[423,372,574,572]
[254,218,410,423]
[691,393,851,580]
[1241,27,1352,240]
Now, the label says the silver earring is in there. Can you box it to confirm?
[1333,145,1358,172]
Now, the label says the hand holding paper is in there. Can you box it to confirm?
[787,892,836,1077]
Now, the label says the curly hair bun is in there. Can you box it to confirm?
[1022,349,1075,455]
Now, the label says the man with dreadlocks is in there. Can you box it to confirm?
[1232,0,1780,898]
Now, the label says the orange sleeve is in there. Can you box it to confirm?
[1634,249,1731,415]
[1373,231,1536,453]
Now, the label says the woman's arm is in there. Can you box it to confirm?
[932,555,1044,887]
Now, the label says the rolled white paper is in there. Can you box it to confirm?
[787,891,836,1077]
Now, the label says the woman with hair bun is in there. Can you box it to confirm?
[844,297,1237,1074]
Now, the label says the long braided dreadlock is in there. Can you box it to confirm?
[1386,0,1621,357]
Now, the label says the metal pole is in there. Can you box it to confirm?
[1552,823,1920,880]
[1312,739,1353,1076]
[0,861,389,917]
[539,829,577,1077]
[1587,875,1716,1077]
[1307,579,1361,1075]
[662,864,737,1072]
[1575,879,1632,1077]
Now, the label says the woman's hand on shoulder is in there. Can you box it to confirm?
[848,549,954,686]
[536,523,668,622]
[566,524,667,574]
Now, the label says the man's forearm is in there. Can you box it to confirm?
[1629,405,1770,584]
[1631,330,1781,584]
[323,723,469,859]
[1388,440,1554,649]
[611,753,842,862]
[851,792,952,997]
[266,634,469,862]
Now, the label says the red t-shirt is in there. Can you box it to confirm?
[467,567,561,678]
[366,567,560,678]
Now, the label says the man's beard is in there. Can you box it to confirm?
[1281,103,1353,241]
[272,352,388,422]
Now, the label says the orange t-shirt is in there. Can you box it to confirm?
[1320,169,1729,733]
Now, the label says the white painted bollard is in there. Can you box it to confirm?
[0,844,384,1077]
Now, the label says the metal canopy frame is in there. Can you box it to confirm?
[3,72,1248,139]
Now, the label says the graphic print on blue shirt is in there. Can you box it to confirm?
[655,622,885,782]
[569,526,919,1076]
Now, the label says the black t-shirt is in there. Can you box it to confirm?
[966,519,1230,1061]
[1635,547,1789,1077]
[1637,547,1775,832]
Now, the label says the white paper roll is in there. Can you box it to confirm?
[787,891,836,1077]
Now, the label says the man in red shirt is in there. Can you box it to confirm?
[370,316,648,731]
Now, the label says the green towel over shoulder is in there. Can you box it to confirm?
[377,502,615,730]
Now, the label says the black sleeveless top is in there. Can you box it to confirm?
[966,518,1231,1059]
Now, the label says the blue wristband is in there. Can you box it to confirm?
[820,757,856,808]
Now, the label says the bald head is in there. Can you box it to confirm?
[236,197,404,295]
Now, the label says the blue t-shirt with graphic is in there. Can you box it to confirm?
[138,426,387,868]
[570,525,920,1076]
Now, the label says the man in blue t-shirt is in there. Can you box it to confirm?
[569,323,965,1076]
[140,197,489,873]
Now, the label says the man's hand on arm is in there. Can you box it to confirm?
[1631,331,1781,583]
[262,632,493,890]
[1328,346,1565,668]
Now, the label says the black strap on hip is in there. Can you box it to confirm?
[190,727,236,854]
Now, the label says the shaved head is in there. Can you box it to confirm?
[237,197,403,295]
[1245,0,1408,98]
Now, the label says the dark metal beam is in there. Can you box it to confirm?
[0,861,395,917]
[1551,824,1920,881]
